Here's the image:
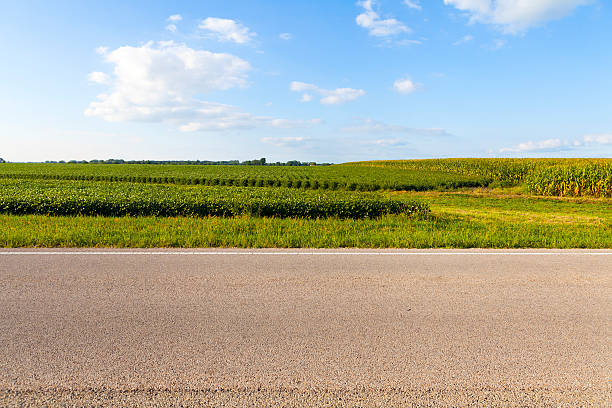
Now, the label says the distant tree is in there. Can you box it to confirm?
[0,157,5,163]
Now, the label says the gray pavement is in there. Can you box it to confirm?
[0,249,610,406]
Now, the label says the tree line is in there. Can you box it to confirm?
[37,158,332,166]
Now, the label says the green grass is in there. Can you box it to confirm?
[1,190,609,248]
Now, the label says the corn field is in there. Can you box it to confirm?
[526,163,612,197]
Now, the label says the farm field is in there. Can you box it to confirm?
[0,159,610,248]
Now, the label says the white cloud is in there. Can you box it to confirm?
[403,0,422,10]
[453,34,474,45]
[167,14,183,22]
[365,138,408,147]
[395,39,424,46]
[356,0,410,37]
[261,136,311,147]
[321,89,366,105]
[583,134,612,145]
[499,138,566,153]
[279,33,293,40]
[270,118,323,129]
[95,46,108,55]
[199,17,256,44]
[178,111,321,133]
[300,93,313,103]
[444,0,593,34]
[499,134,612,154]
[290,81,365,105]
[87,71,111,85]
[342,119,451,137]
[87,41,250,121]
[393,77,418,94]
[85,41,317,132]
[165,24,177,33]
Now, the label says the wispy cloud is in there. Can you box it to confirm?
[356,0,410,37]
[342,118,452,137]
[453,34,474,45]
[290,81,365,105]
[499,138,566,153]
[403,0,422,11]
[279,33,292,40]
[199,17,256,44]
[583,133,612,145]
[499,133,612,154]
[261,136,312,147]
[167,14,182,22]
[444,0,594,34]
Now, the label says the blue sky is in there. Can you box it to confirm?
[1,0,610,162]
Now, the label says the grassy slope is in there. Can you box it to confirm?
[2,189,610,248]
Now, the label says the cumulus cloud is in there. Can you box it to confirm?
[403,0,422,10]
[290,81,365,105]
[165,24,178,33]
[342,119,452,137]
[356,0,410,37]
[87,71,111,84]
[199,17,256,44]
[279,33,293,40]
[393,77,418,94]
[167,14,182,22]
[85,41,318,132]
[444,0,594,34]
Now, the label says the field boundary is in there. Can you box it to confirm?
[1,250,611,256]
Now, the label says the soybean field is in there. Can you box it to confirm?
[0,163,485,192]
[0,179,428,219]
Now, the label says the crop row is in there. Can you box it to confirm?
[0,180,430,218]
[0,163,484,192]
[526,163,612,197]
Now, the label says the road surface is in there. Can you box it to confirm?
[0,249,610,406]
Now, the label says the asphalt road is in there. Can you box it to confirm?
[0,249,610,407]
